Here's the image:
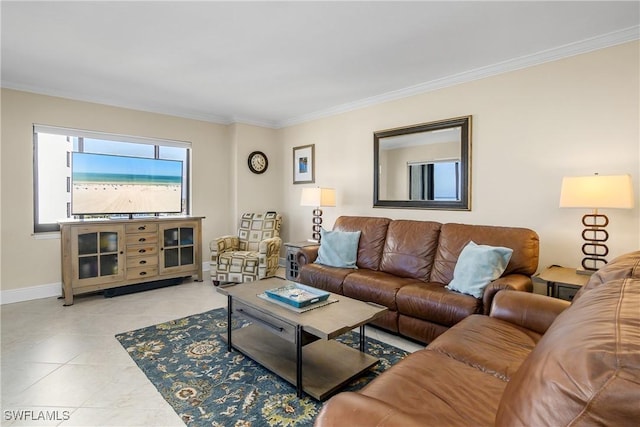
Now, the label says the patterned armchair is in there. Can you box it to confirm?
[210,212,283,285]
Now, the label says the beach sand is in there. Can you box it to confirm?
[73,183,182,214]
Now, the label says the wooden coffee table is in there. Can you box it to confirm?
[217,278,388,400]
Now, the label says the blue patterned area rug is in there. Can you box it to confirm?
[115,308,409,427]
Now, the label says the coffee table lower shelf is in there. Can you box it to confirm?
[222,324,379,400]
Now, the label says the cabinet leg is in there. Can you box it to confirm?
[61,285,74,306]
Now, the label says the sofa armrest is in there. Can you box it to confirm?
[490,290,570,335]
[481,274,533,315]
[297,245,320,267]
[315,392,424,427]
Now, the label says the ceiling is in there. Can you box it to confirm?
[2,1,639,128]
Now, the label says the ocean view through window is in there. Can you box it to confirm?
[33,125,191,233]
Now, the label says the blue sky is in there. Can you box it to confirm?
[73,152,182,177]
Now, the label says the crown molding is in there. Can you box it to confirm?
[0,82,235,125]
[276,26,640,129]
[4,26,638,130]
[229,116,280,129]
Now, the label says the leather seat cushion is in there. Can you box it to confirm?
[342,270,420,310]
[296,263,353,294]
[396,282,481,326]
[360,349,507,427]
[427,314,540,381]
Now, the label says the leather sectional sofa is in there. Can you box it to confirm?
[296,216,539,343]
[315,251,640,426]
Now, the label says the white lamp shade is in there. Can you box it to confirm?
[300,187,336,207]
[559,174,634,209]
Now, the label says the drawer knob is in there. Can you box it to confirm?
[139,271,147,276]
[138,238,146,242]
[139,260,147,265]
[138,226,146,231]
[138,249,146,253]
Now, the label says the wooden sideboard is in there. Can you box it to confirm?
[60,217,204,305]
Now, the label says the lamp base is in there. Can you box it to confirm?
[580,211,609,274]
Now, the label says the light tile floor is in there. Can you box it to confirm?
[1,271,423,426]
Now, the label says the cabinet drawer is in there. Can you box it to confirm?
[233,300,296,343]
[125,223,158,234]
[127,254,158,268]
[125,232,158,246]
[126,244,158,257]
[126,266,158,280]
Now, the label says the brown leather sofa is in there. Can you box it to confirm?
[297,216,539,343]
[315,251,640,427]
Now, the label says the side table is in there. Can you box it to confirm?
[536,266,590,301]
[284,241,318,281]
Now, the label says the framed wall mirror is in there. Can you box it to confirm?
[374,116,471,210]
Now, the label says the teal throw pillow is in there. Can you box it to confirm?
[446,241,513,298]
[315,228,361,269]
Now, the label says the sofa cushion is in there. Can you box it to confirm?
[358,349,508,426]
[379,220,441,280]
[296,263,354,294]
[427,314,540,381]
[431,223,539,285]
[333,216,390,270]
[446,241,513,298]
[396,282,481,326]
[315,228,361,269]
[496,267,640,426]
[342,270,419,310]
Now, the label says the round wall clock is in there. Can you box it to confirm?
[248,151,268,174]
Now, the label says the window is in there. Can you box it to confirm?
[33,125,191,233]
[409,160,460,201]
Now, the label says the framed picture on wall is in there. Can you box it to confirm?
[293,144,315,184]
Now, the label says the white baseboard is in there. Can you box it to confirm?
[1,282,62,305]
[2,261,212,305]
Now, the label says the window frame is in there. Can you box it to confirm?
[408,159,460,202]
[33,125,192,234]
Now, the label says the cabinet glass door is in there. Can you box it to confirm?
[163,226,195,268]
[77,231,120,279]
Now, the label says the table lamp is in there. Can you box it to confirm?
[559,173,634,274]
[300,187,336,242]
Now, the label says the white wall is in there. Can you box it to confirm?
[2,41,638,300]
[279,41,640,271]
[0,91,285,299]
[230,123,284,226]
